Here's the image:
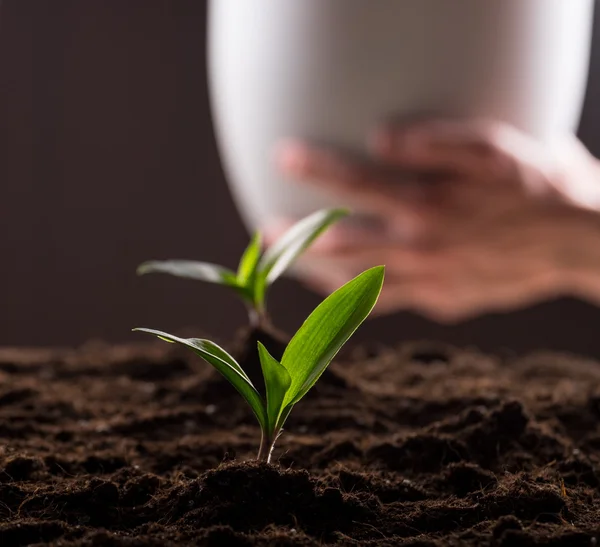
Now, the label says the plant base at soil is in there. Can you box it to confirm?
[1,339,600,546]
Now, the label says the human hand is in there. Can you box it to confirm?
[267,119,600,323]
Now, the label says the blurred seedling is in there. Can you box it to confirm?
[137,208,348,328]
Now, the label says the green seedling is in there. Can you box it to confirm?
[134,266,384,463]
[137,208,348,327]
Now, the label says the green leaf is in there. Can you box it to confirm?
[253,208,349,305]
[280,266,384,409]
[257,342,292,436]
[237,232,262,288]
[133,328,267,429]
[137,260,238,287]
[275,404,294,434]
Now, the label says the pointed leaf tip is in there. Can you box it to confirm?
[281,266,384,407]
[136,262,154,276]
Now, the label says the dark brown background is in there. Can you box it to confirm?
[2,0,600,356]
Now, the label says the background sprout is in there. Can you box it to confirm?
[134,265,384,463]
[137,208,348,328]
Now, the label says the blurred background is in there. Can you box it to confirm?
[2,0,600,355]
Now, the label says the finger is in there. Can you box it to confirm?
[262,218,386,255]
[299,249,455,283]
[300,262,509,324]
[298,265,463,323]
[474,270,566,314]
[407,265,564,322]
[275,141,449,245]
[275,140,430,217]
[298,269,354,296]
[369,119,519,180]
[373,280,466,323]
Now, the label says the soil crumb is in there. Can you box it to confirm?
[1,340,600,545]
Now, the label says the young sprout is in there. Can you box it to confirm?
[134,265,384,463]
[137,208,348,328]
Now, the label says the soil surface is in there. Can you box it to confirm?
[1,334,600,546]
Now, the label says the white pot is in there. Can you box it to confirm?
[208,0,594,228]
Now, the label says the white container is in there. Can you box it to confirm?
[208,0,594,228]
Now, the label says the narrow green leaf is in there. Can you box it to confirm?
[133,328,267,429]
[237,232,262,287]
[281,266,384,408]
[137,260,238,287]
[255,208,349,301]
[257,342,292,436]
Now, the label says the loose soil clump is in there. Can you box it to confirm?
[1,339,600,545]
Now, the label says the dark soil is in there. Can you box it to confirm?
[233,324,289,390]
[1,337,600,546]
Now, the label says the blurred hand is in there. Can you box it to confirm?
[267,119,600,323]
